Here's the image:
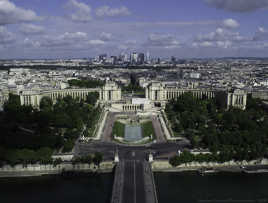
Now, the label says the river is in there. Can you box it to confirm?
[0,172,268,203]
[154,172,268,203]
[0,173,113,203]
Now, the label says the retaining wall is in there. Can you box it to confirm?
[0,161,115,177]
[151,159,268,171]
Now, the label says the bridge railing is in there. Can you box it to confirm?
[111,161,125,203]
[143,162,159,203]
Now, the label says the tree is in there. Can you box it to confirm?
[68,79,104,88]
[130,73,138,87]
[86,92,99,105]
[62,139,75,153]
[40,97,53,112]
[53,158,63,167]
[93,152,103,167]
[36,111,53,129]
[36,147,53,163]
[81,155,92,164]
[0,89,104,166]
[3,94,21,117]
[18,149,37,164]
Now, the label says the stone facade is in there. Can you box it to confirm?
[146,82,247,110]
[20,88,101,108]
[251,91,268,100]
[100,81,121,102]
[19,81,123,107]
[111,98,152,112]
[227,89,247,110]
[0,90,9,109]
[146,82,215,102]
[11,81,248,111]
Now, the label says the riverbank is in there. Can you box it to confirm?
[2,158,268,178]
[0,161,115,178]
[151,159,268,173]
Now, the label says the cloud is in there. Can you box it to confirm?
[125,40,137,45]
[132,20,217,27]
[117,40,138,51]
[61,31,87,40]
[0,26,15,44]
[253,27,268,41]
[99,32,112,41]
[96,6,131,17]
[65,0,92,22]
[216,40,232,48]
[42,31,88,47]
[192,41,214,48]
[222,19,239,29]
[144,34,180,49]
[0,0,40,25]
[193,28,250,48]
[23,38,40,48]
[205,0,268,12]
[88,39,105,45]
[118,44,128,50]
[192,40,232,49]
[19,24,44,35]
[195,28,249,42]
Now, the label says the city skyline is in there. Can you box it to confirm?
[1,0,268,59]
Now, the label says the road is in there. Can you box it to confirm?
[151,115,166,143]
[122,160,146,203]
[75,114,190,203]
[101,112,117,142]
[75,140,190,162]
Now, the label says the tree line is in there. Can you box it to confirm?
[0,92,100,166]
[166,93,268,165]
[68,79,104,88]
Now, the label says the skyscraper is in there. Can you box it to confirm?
[110,56,117,65]
[138,53,145,65]
[123,53,129,62]
[131,52,139,64]
[146,51,150,63]
[98,54,107,62]
[171,56,176,64]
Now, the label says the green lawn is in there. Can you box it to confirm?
[141,121,155,139]
[112,121,125,138]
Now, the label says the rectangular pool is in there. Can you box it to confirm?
[124,125,142,142]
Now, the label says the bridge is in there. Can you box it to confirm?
[111,151,158,203]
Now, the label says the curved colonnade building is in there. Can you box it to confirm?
[20,88,101,107]
[18,81,247,110]
[146,82,247,110]
[19,81,122,108]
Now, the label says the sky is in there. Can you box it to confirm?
[0,0,268,59]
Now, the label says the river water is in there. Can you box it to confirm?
[0,173,113,203]
[154,172,268,203]
[0,172,268,203]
